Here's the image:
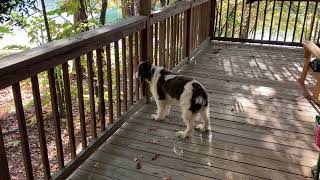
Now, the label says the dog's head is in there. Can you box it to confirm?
[135,61,153,83]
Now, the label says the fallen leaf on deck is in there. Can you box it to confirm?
[152,153,160,161]
[162,176,172,180]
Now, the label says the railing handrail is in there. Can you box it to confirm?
[0,16,147,89]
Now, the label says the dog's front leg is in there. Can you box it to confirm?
[152,100,167,121]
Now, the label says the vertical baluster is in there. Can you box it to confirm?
[180,13,184,60]
[284,1,292,42]
[171,15,175,69]
[177,13,181,63]
[225,0,230,37]
[175,15,179,65]
[86,52,97,138]
[96,49,106,131]
[219,0,223,36]
[232,0,238,38]
[160,21,165,66]
[74,57,87,148]
[31,76,50,179]
[12,83,34,179]
[253,1,260,39]
[106,44,114,124]
[276,1,284,41]
[155,23,159,66]
[128,35,134,106]
[62,63,76,159]
[269,0,276,41]
[114,41,121,118]
[0,123,10,180]
[134,32,139,101]
[292,1,300,42]
[122,38,128,112]
[309,2,318,40]
[47,69,64,169]
[261,0,267,40]
[247,3,252,38]
[300,1,309,43]
[166,18,171,69]
[239,0,245,38]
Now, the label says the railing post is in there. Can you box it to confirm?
[140,0,152,101]
[185,2,193,61]
[210,0,216,39]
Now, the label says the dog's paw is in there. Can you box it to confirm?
[195,124,208,132]
[151,114,163,121]
[176,131,190,139]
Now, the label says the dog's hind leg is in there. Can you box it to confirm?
[152,100,167,120]
[195,106,209,132]
[176,109,195,139]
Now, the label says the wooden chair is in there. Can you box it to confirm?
[298,41,320,105]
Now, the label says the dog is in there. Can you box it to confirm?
[136,61,210,139]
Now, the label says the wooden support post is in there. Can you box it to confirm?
[185,3,193,61]
[140,0,152,101]
[210,0,216,39]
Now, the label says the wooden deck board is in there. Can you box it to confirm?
[69,42,317,180]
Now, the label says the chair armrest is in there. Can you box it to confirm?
[302,41,320,59]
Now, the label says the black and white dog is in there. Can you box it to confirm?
[136,61,209,139]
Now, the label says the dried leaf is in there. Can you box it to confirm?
[152,153,160,161]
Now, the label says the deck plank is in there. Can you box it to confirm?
[69,43,317,180]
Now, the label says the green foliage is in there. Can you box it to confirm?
[0,0,36,23]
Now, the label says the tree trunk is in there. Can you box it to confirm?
[100,0,108,26]
[40,0,66,118]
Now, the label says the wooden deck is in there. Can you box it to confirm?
[68,42,319,180]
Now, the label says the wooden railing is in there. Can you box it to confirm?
[0,0,213,179]
[212,0,320,46]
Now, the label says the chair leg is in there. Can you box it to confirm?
[299,59,310,85]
